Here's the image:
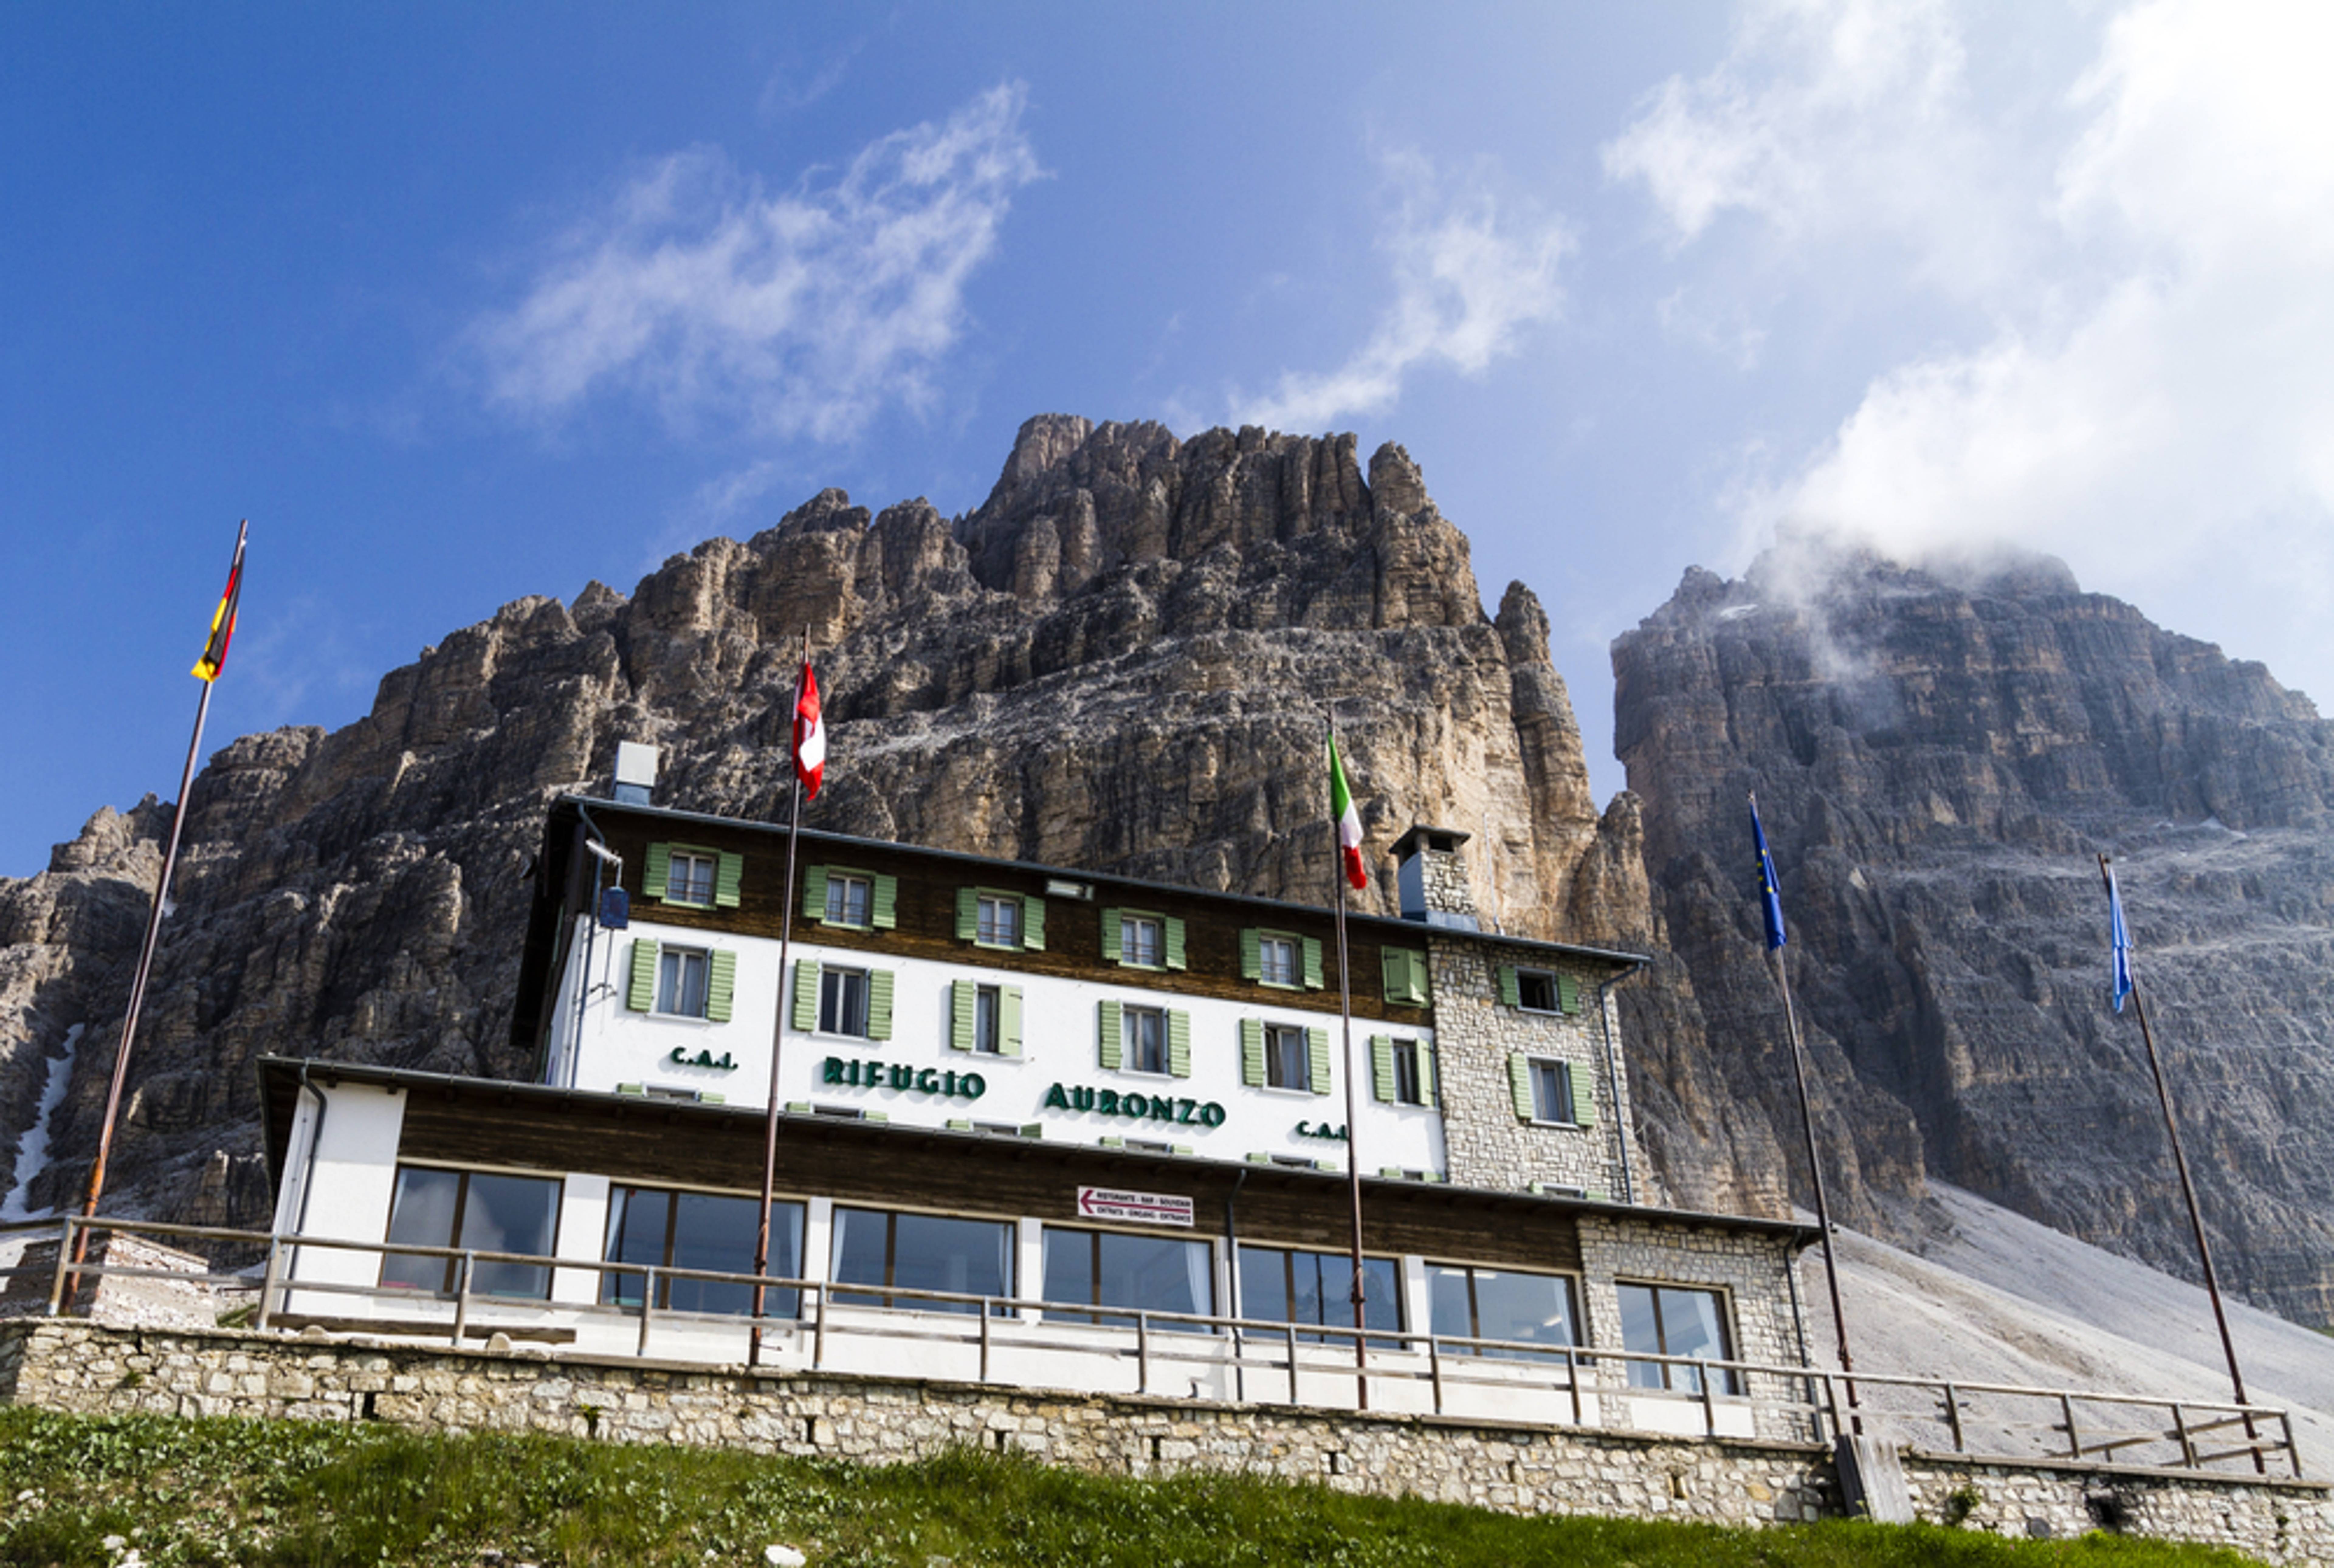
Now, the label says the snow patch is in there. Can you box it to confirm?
[2,1023,82,1221]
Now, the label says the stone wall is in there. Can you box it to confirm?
[4,1320,2324,1559]
[1577,1215,1807,1380]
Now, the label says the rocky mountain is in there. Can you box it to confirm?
[1613,540,2334,1326]
[0,416,1647,1229]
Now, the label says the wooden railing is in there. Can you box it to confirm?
[1,1214,2302,1481]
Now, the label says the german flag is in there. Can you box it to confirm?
[192,533,246,682]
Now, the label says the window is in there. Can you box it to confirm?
[600,1186,805,1317]
[1510,1054,1595,1126]
[830,1206,1014,1316]
[950,980,1023,1057]
[1236,1245,1401,1346]
[1500,965,1579,1015]
[1371,1036,1433,1106]
[793,960,893,1041]
[1380,948,1429,1007]
[956,888,1045,951]
[658,947,709,1017]
[380,1166,561,1299]
[978,894,1018,946]
[1259,936,1297,986]
[1126,1006,1166,1074]
[806,866,897,930]
[646,843,739,909]
[1243,1020,1328,1095]
[1099,1000,1190,1076]
[821,967,869,1037]
[626,941,736,1021]
[1241,928,1320,990]
[1102,908,1184,969]
[1619,1283,1737,1394]
[1428,1264,1579,1361]
[1043,1227,1213,1333]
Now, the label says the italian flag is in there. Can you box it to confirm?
[1329,729,1366,891]
[794,661,826,798]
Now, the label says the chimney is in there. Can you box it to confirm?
[613,742,660,805]
[1391,825,1479,930]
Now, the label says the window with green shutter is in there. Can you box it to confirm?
[1243,929,1323,990]
[1500,965,1562,1013]
[1104,909,1184,969]
[952,979,1024,1057]
[644,843,741,909]
[1381,948,1428,1007]
[808,866,892,929]
[1369,1035,1427,1105]
[957,888,1041,950]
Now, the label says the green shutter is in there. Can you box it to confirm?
[1023,897,1045,952]
[1560,974,1581,1014]
[1585,1188,1609,1204]
[1381,949,1405,1004]
[1306,1027,1331,1096]
[872,873,897,930]
[1172,1144,1193,1156]
[1509,1053,1534,1120]
[805,865,830,924]
[1381,1167,1405,1179]
[1100,1136,1125,1149]
[1246,1152,1274,1164]
[1164,915,1186,970]
[1371,1035,1395,1103]
[947,1118,973,1131]
[627,940,658,1012]
[863,1111,888,1124]
[1240,928,1262,982]
[1498,965,1521,1008]
[1168,1010,1191,1078]
[706,950,737,1023]
[1020,1123,1044,1140]
[950,980,975,1052]
[793,960,820,1032]
[784,1101,811,1114]
[867,969,894,1041]
[1000,986,1024,1058]
[1099,1000,1123,1070]
[1101,908,1123,962]
[1571,1066,1597,1127]
[1419,1042,1438,1104]
[956,887,978,942]
[644,843,671,901]
[1303,937,1324,990]
[714,851,743,908]
[1241,1019,1265,1086]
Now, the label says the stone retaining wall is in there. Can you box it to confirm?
[3,1320,2325,1561]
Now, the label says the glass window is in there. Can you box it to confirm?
[1392,1040,1423,1106]
[1427,1264,1580,1361]
[825,873,871,927]
[976,894,1020,947]
[1266,1024,1311,1092]
[1235,1245,1401,1346]
[973,984,1002,1055]
[1125,1005,1167,1074]
[667,851,717,907]
[1259,936,1297,987]
[830,1206,1014,1316]
[600,1186,805,1317]
[1530,1059,1572,1123]
[820,967,870,1037]
[656,946,709,1017]
[1618,1282,1738,1395]
[1041,1227,1213,1333]
[1121,914,1162,967]
[1516,969,1558,1012]
[380,1167,560,1299]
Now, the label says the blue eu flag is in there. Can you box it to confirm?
[1750,794,1787,951]
[2106,864,2134,1013]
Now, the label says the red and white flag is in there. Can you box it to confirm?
[793,661,826,798]
[1329,729,1366,891]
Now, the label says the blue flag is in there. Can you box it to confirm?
[1750,794,1787,951]
[2106,864,2134,1014]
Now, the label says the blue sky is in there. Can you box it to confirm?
[6,2,2330,878]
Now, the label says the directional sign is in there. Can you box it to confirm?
[1076,1186,1194,1228]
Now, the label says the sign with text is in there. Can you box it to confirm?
[1076,1186,1195,1228]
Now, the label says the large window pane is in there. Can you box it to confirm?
[380,1167,558,1300]
[831,1206,1013,1316]
[1428,1264,1578,1362]
[830,1206,891,1307]
[1041,1228,1213,1333]
[1235,1245,1399,1345]
[601,1185,671,1308]
[381,1167,462,1292]
[1619,1282,1736,1394]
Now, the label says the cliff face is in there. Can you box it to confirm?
[0,416,1647,1228]
[1613,541,2334,1325]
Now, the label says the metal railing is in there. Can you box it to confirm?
[1,1214,2301,1481]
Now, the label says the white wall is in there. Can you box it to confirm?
[553,918,1446,1176]
[280,1081,407,1300]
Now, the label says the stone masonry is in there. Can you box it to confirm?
[2,1320,2325,1560]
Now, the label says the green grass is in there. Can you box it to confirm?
[0,1407,2260,1568]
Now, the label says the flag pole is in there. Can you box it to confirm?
[2098,853,2258,1468]
[74,520,247,1279]
[1751,790,1859,1433]
[752,632,812,1364]
[1330,717,1369,1408]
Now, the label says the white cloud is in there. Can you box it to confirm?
[469,83,1042,444]
[1232,152,1571,432]
[1613,0,2334,704]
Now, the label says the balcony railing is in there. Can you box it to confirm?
[0,1214,2301,1481]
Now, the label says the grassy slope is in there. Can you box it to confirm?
[0,1408,2260,1568]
